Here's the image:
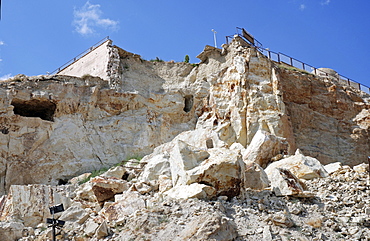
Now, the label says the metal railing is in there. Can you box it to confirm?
[226,32,370,95]
[260,49,370,94]
[49,36,110,75]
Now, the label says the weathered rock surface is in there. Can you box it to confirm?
[164,183,216,200]
[0,155,367,241]
[265,149,328,180]
[0,221,30,241]
[242,130,288,168]
[0,34,368,196]
[267,168,307,196]
[0,34,369,241]
[0,185,73,227]
[241,162,270,190]
[279,65,370,165]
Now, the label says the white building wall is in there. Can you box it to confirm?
[58,40,111,80]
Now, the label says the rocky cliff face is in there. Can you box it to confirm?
[0,35,369,241]
[279,66,370,165]
[0,36,368,196]
[0,65,204,195]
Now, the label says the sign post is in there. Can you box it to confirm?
[47,204,65,241]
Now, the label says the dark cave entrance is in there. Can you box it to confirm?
[11,98,57,122]
[183,95,194,113]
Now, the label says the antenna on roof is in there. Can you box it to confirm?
[211,29,217,48]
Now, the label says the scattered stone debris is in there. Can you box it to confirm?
[0,154,368,240]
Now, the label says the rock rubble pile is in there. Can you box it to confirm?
[0,138,368,240]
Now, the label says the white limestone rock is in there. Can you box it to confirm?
[138,153,171,183]
[242,162,270,190]
[158,175,173,193]
[95,220,109,238]
[243,130,288,168]
[164,183,216,200]
[265,149,328,180]
[75,176,130,204]
[353,163,369,173]
[170,140,210,187]
[267,168,305,196]
[0,184,72,227]
[0,221,26,241]
[100,191,146,224]
[59,204,89,225]
[185,148,242,198]
[84,219,100,237]
[69,173,91,185]
[101,166,126,179]
[324,162,343,175]
[177,212,238,241]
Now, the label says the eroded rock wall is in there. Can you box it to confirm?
[279,67,370,165]
[0,63,205,194]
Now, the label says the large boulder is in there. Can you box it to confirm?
[138,153,171,183]
[59,204,89,225]
[75,176,130,203]
[170,140,210,187]
[243,130,288,168]
[186,148,243,198]
[265,149,328,180]
[267,168,306,196]
[99,191,146,225]
[242,162,270,190]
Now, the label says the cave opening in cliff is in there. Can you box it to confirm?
[183,95,193,113]
[11,98,57,122]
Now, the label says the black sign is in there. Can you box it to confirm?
[49,204,64,214]
[46,218,65,227]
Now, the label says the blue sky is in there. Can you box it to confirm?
[0,0,369,88]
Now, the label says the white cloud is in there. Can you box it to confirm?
[300,4,306,10]
[0,74,12,81]
[73,1,119,36]
[321,0,330,5]
[0,41,4,46]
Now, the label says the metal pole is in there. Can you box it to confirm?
[212,29,217,48]
[52,211,56,241]
[367,156,370,184]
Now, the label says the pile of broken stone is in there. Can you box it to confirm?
[0,130,369,241]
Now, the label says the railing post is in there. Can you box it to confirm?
[277,53,281,63]
[290,57,293,66]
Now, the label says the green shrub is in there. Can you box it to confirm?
[184,55,190,63]
[77,154,143,185]
[78,167,109,185]
[150,57,164,62]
